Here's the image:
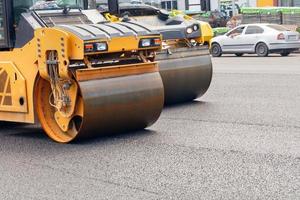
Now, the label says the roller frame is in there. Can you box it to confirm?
[0,6,165,143]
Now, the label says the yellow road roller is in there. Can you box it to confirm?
[0,0,164,143]
[97,0,213,104]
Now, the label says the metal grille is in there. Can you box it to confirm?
[283,14,300,25]
[241,13,260,24]
[0,68,12,106]
[242,13,282,25]
[295,0,300,6]
[38,12,92,27]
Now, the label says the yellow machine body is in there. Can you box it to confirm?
[197,21,214,45]
[0,9,165,143]
[0,41,38,123]
[0,27,162,123]
[169,10,214,44]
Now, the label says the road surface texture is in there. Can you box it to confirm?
[0,54,299,200]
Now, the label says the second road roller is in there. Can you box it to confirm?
[0,0,165,143]
[96,0,213,104]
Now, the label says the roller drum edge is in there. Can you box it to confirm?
[157,51,213,104]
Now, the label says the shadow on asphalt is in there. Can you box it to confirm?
[72,129,156,145]
[0,122,47,140]
[164,100,208,109]
[0,100,207,144]
[0,121,157,145]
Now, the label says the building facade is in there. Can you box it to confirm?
[278,0,300,6]
[162,0,300,11]
[95,0,300,11]
[160,0,258,11]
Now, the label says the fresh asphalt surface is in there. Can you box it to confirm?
[0,54,299,200]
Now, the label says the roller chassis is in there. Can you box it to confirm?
[0,4,165,143]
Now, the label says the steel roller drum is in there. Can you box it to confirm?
[156,47,213,104]
[36,63,164,143]
[77,71,164,138]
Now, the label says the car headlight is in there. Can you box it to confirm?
[139,38,161,48]
[84,42,108,53]
[187,27,193,34]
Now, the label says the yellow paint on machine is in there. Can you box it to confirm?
[0,40,39,124]
[103,13,213,45]
[0,28,162,124]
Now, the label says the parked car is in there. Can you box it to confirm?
[211,24,300,57]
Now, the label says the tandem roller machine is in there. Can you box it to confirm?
[0,0,165,143]
[100,0,213,104]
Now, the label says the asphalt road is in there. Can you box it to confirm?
[1,54,299,200]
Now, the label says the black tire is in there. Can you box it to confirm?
[280,52,290,57]
[255,43,269,57]
[235,53,244,57]
[211,43,222,57]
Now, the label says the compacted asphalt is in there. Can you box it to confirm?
[0,54,299,200]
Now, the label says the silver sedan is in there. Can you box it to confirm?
[211,24,300,57]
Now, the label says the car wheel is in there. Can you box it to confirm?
[280,52,290,57]
[255,43,269,57]
[235,53,244,57]
[211,43,222,57]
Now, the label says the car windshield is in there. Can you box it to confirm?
[227,26,245,37]
[267,24,290,31]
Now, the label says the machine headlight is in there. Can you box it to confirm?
[187,27,193,34]
[141,39,151,47]
[193,25,199,31]
[95,42,108,51]
[84,42,108,53]
[139,38,161,48]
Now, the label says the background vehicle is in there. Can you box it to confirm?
[0,0,165,143]
[211,24,300,57]
[97,0,213,104]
